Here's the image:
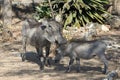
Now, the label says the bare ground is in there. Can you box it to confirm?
[0,20,120,80]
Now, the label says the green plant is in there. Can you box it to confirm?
[62,0,109,28]
[33,0,64,20]
[34,0,109,28]
[33,1,51,20]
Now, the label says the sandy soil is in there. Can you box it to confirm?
[0,21,120,80]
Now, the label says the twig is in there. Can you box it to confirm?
[48,0,54,18]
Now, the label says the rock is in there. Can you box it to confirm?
[55,14,62,23]
[113,0,120,16]
[84,22,98,40]
[101,25,110,32]
[103,70,118,80]
[84,22,110,40]
[107,15,120,29]
[108,0,120,16]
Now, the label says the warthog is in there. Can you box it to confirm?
[55,40,108,74]
[21,18,67,70]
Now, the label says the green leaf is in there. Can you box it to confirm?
[82,14,89,23]
[79,15,85,26]
[63,2,70,11]
[72,11,77,18]
[73,18,81,28]
[73,3,80,10]
[94,12,103,20]
[86,11,94,19]
[64,13,73,28]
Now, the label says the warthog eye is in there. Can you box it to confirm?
[55,48,61,54]
[55,40,59,44]
[55,49,58,54]
[41,25,46,30]
[49,25,51,27]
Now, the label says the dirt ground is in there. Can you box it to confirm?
[0,20,120,80]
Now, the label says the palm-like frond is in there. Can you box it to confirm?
[34,0,109,28]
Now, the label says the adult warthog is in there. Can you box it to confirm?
[21,18,67,70]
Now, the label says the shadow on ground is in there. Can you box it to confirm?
[21,52,103,73]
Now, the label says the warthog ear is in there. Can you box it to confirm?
[41,25,46,30]
[49,25,51,27]
[27,18,38,24]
